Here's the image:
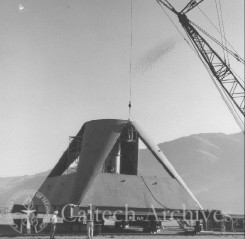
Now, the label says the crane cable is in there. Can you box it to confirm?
[156,1,196,52]
[217,0,230,66]
[128,0,133,121]
[197,5,244,65]
[190,20,245,69]
[157,1,244,132]
[189,20,245,84]
[183,29,244,132]
[215,0,230,66]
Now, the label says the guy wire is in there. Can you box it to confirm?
[128,0,133,121]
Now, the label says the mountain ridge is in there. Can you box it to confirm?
[0,132,244,213]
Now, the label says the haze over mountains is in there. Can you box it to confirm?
[138,132,244,213]
[0,132,244,214]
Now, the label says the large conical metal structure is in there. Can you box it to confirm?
[36,119,203,212]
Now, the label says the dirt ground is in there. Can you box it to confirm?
[0,235,244,239]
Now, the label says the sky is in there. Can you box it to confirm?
[0,0,244,177]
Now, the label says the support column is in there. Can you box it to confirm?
[115,144,121,174]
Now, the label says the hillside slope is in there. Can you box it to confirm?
[0,132,244,213]
[138,132,244,213]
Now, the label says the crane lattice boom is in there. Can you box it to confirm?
[157,0,245,123]
[178,13,245,116]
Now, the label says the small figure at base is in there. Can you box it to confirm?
[50,210,58,239]
[87,209,94,239]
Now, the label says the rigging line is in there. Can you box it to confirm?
[188,20,244,86]
[140,175,170,209]
[229,66,245,84]
[202,63,244,132]
[157,1,244,130]
[197,5,244,62]
[127,153,170,209]
[183,28,244,125]
[215,83,244,132]
[156,1,196,52]
[215,0,227,63]
[190,20,245,66]
[128,0,133,121]
[224,91,244,128]
[217,0,230,65]
[184,30,244,132]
